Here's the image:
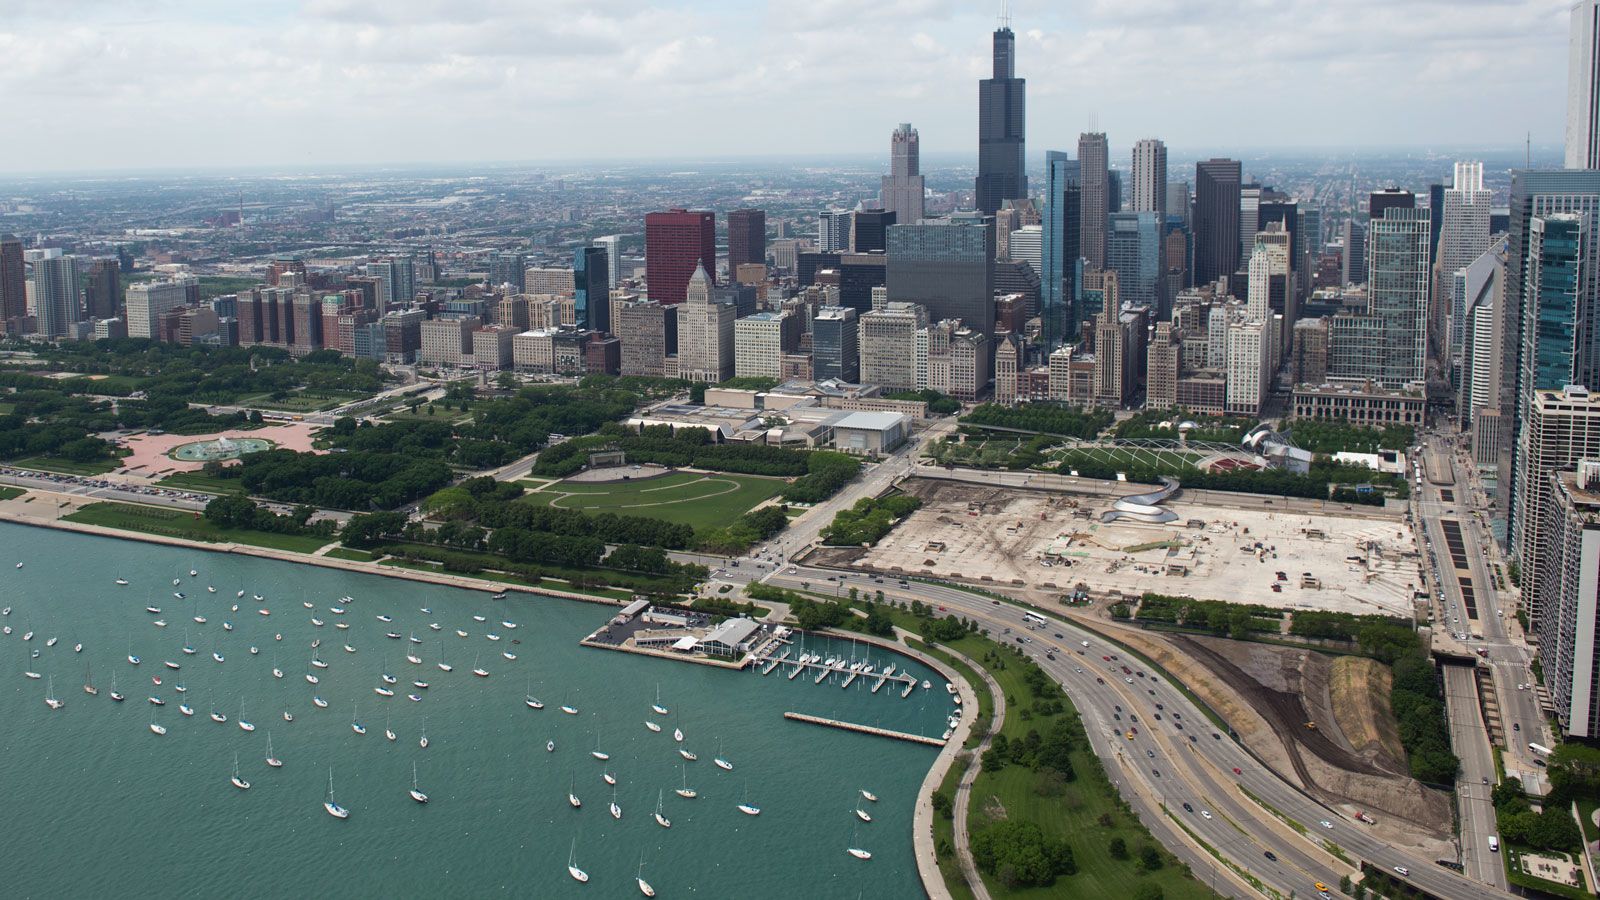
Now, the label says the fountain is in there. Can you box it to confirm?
[169,435,274,462]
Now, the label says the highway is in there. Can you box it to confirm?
[765,565,1511,900]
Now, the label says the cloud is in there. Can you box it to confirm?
[0,0,1576,171]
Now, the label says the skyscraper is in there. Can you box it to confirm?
[1328,208,1431,389]
[126,280,189,339]
[1040,151,1082,350]
[1130,139,1167,217]
[367,256,415,310]
[813,306,860,382]
[880,123,926,226]
[85,258,120,320]
[0,234,23,328]
[32,255,79,338]
[489,250,526,292]
[574,246,610,335]
[850,209,896,254]
[1539,459,1600,737]
[727,208,766,275]
[595,235,624,289]
[1105,212,1163,312]
[1194,159,1242,286]
[645,209,716,305]
[818,209,853,253]
[1517,387,1600,627]
[677,263,733,383]
[886,219,996,337]
[1077,133,1109,269]
[975,23,1027,214]
[1439,161,1493,358]
[1341,220,1367,287]
[1568,1,1600,168]
[1369,188,1416,222]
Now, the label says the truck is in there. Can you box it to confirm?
[1476,647,1490,658]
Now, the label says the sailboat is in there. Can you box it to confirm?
[567,774,581,808]
[859,788,878,803]
[674,763,697,799]
[603,771,616,786]
[678,746,697,762]
[524,678,544,709]
[311,649,328,669]
[645,720,661,733]
[471,652,488,678]
[560,690,579,715]
[409,762,428,804]
[323,768,349,819]
[714,737,733,771]
[82,663,97,696]
[566,839,588,883]
[23,646,40,680]
[127,638,140,666]
[108,672,124,702]
[609,784,622,819]
[547,740,555,753]
[272,651,283,679]
[180,700,194,716]
[351,702,366,735]
[149,712,166,736]
[737,783,761,816]
[637,853,656,897]
[653,790,671,828]
[209,695,227,723]
[182,630,196,656]
[230,752,251,790]
[312,696,328,708]
[44,675,64,709]
[265,733,282,768]
[238,699,255,732]
[652,684,669,716]
[591,731,609,761]
[115,576,128,586]
[419,717,429,749]
[436,643,452,673]
[855,806,872,823]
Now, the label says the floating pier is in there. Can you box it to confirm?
[782,712,946,747]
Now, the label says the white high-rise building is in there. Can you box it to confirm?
[1520,387,1600,628]
[1541,460,1600,738]
[1225,316,1267,416]
[1247,226,1291,363]
[818,210,853,253]
[1438,161,1493,358]
[1569,1,1600,169]
[1008,225,1043,275]
[126,280,190,339]
[677,263,733,383]
[858,302,927,392]
[596,235,624,288]
[31,255,79,338]
[1130,139,1167,217]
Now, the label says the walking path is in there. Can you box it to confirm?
[947,642,1003,900]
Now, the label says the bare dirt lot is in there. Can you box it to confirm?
[868,478,1420,616]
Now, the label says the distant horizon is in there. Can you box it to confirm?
[0,143,1570,182]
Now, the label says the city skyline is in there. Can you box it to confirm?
[0,0,1578,173]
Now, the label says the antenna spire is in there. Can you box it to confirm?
[999,0,1010,29]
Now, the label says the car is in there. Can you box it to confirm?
[1096,677,1105,684]
[1182,802,1193,812]
[991,600,1001,605]
[1213,733,1222,740]
[1200,810,1212,820]
[1232,767,1242,775]
[1156,703,1164,710]
[1151,769,1160,777]
[1074,667,1083,674]
[1054,632,1063,639]
[1148,689,1156,696]
[1314,883,1328,893]
[1129,714,1138,723]
[1189,735,1198,743]
[1146,749,1154,758]
[1394,865,1410,877]
[1125,677,1134,684]
[1513,722,1520,731]
[1114,714,1121,721]
[1175,722,1183,730]
[1318,820,1333,829]
[1264,851,1277,861]
[1102,655,1111,662]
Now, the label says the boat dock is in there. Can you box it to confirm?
[783,712,946,747]
[753,652,920,693]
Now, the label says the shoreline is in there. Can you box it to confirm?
[0,496,625,610]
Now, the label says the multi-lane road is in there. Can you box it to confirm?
[762,564,1509,900]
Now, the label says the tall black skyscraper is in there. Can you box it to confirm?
[575,246,610,335]
[976,23,1026,215]
[1194,159,1242,286]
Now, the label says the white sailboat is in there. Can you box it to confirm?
[351,702,366,735]
[847,818,871,859]
[591,731,609,762]
[115,577,128,586]
[265,732,282,768]
[419,717,429,749]
[566,839,588,883]
[547,739,555,753]
[653,790,671,828]
[108,672,124,702]
[674,763,697,799]
[44,675,64,709]
[644,720,661,733]
[385,710,396,741]
[524,678,544,709]
[437,643,452,673]
[609,784,622,819]
[678,747,697,762]
[312,696,328,708]
[82,663,97,696]
[855,807,872,823]
[859,788,878,802]
[714,737,733,771]
[567,774,581,808]
[471,652,488,678]
[323,768,349,819]
[230,752,251,790]
[737,782,761,816]
[637,853,656,897]
[149,714,166,736]
[603,771,616,786]
[238,699,255,732]
[409,762,428,804]
[652,683,669,716]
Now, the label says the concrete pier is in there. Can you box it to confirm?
[783,711,945,746]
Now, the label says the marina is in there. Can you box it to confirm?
[0,521,949,897]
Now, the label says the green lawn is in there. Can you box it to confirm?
[523,471,786,530]
[0,487,24,501]
[323,547,378,562]
[880,608,1206,899]
[65,501,331,553]
[235,389,369,413]
[378,558,634,600]
[158,471,244,494]
[384,403,473,424]
[10,455,124,475]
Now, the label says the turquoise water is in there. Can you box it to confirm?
[0,523,950,898]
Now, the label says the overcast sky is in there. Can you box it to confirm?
[0,0,1575,173]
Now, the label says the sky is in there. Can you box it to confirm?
[0,0,1577,173]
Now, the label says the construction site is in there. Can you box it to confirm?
[853,477,1422,617]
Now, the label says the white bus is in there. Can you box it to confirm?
[1022,612,1048,628]
[1529,742,1553,757]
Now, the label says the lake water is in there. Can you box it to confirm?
[0,523,949,898]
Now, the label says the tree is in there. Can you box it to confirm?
[1338,874,1352,895]
[931,791,953,820]
[1137,844,1163,871]
[969,821,1076,888]
[1108,836,1128,859]
[1133,886,1164,900]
